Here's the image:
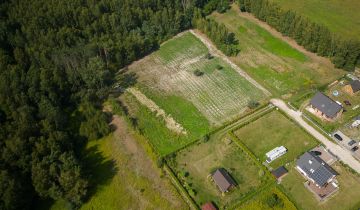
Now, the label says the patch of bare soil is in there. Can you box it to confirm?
[110,115,186,208]
[237,10,338,70]
[127,87,187,135]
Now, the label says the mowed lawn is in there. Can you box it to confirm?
[210,6,345,96]
[41,129,187,209]
[170,135,271,209]
[234,110,318,168]
[271,0,360,40]
[282,162,360,210]
[128,32,267,128]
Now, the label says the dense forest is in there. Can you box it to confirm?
[0,0,238,209]
[238,0,360,71]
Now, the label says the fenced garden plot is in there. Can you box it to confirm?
[166,134,271,209]
[234,110,318,169]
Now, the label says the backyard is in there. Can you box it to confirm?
[210,5,345,97]
[167,134,271,209]
[234,110,319,169]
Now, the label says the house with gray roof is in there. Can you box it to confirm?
[309,92,343,120]
[212,168,236,193]
[296,152,338,188]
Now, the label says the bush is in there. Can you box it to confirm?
[216,64,223,70]
[194,69,204,76]
[248,100,260,109]
[205,53,213,59]
[156,157,164,168]
[188,189,196,197]
[202,134,210,142]
[265,193,284,208]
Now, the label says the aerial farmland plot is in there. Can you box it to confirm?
[210,5,345,97]
[122,31,269,155]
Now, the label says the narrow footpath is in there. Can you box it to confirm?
[271,99,360,174]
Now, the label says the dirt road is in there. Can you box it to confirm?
[271,99,360,174]
[190,29,271,96]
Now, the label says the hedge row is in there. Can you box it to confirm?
[163,164,199,210]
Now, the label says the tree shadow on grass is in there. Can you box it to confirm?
[82,145,118,202]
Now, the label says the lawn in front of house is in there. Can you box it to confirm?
[234,110,318,169]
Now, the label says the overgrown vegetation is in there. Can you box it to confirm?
[237,0,360,71]
[193,15,240,56]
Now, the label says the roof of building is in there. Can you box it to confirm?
[212,168,236,192]
[201,202,217,210]
[271,166,288,179]
[310,92,342,118]
[350,80,360,93]
[297,152,338,187]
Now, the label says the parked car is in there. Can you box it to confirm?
[344,100,352,106]
[334,134,343,141]
[351,146,359,152]
[348,140,357,146]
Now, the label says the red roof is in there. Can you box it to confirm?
[201,202,217,210]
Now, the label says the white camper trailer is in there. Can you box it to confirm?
[266,146,287,163]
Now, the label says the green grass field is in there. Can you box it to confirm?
[270,0,360,40]
[127,32,267,128]
[281,162,360,210]
[238,186,296,210]
[234,110,318,169]
[168,135,271,209]
[210,6,345,96]
[41,130,187,210]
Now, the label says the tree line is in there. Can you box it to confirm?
[0,0,236,209]
[193,8,239,56]
[238,0,360,71]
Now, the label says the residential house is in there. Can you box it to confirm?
[309,92,343,121]
[297,152,338,188]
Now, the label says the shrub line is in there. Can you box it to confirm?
[163,163,199,210]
